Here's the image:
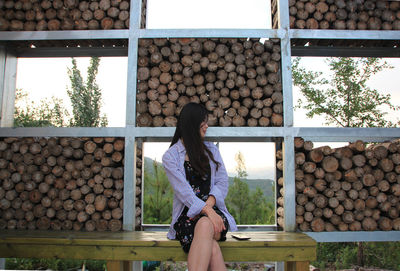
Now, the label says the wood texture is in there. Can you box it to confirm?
[0,0,129,30]
[0,230,316,262]
[285,261,310,271]
[284,138,400,232]
[136,38,283,127]
[0,137,124,231]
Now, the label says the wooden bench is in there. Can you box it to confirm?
[0,230,316,271]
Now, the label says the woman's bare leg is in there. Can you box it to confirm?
[188,217,214,271]
[208,240,227,271]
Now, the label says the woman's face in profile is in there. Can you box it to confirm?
[199,119,208,138]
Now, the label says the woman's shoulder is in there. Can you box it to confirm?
[204,141,218,152]
[163,144,177,156]
[204,141,216,148]
[162,142,181,162]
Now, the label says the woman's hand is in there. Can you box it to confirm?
[201,205,226,234]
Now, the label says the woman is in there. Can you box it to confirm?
[162,103,237,271]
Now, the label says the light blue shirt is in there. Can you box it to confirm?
[162,140,238,239]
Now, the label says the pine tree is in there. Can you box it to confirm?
[235,151,248,178]
[143,160,173,224]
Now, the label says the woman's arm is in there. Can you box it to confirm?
[162,150,206,218]
[205,195,216,208]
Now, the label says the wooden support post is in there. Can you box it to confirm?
[285,261,310,271]
[107,260,133,271]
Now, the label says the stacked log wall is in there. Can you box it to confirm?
[0,137,124,232]
[275,142,285,228]
[289,0,400,30]
[0,0,130,31]
[136,38,283,127]
[277,138,400,231]
[135,142,142,230]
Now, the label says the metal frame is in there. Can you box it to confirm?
[12,47,128,58]
[306,231,400,243]
[292,46,400,58]
[0,0,399,244]
[289,29,400,40]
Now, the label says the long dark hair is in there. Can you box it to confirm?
[171,103,220,175]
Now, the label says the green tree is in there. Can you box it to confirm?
[226,151,275,225]
[14,88,69,127]
[143,160,173,224]
[292,57,399,127]
[67,57,108,127]
[226,177,251,224]
[248,187,275,225]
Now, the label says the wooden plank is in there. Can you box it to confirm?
[0,231,316,248]
[0,230,316,262]
[0,244,316,262]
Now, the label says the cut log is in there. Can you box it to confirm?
[317,154,336,172]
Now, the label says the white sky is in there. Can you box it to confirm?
[15,0,400,180]
[146,0,271,29]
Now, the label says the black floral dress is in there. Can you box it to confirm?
[173,160,229,253]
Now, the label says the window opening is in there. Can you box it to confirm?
[15,57,127,127]
[142,141,276,226]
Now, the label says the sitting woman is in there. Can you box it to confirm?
[162,102,237,271]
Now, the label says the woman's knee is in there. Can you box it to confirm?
[195,217,214,236]
[211,239,222,257]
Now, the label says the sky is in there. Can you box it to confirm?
[15,0,400,180]
[146,0,270,29]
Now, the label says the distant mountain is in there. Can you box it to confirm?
[144,157,162,175]
[228,176,275,199]
[144,156,275,199]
